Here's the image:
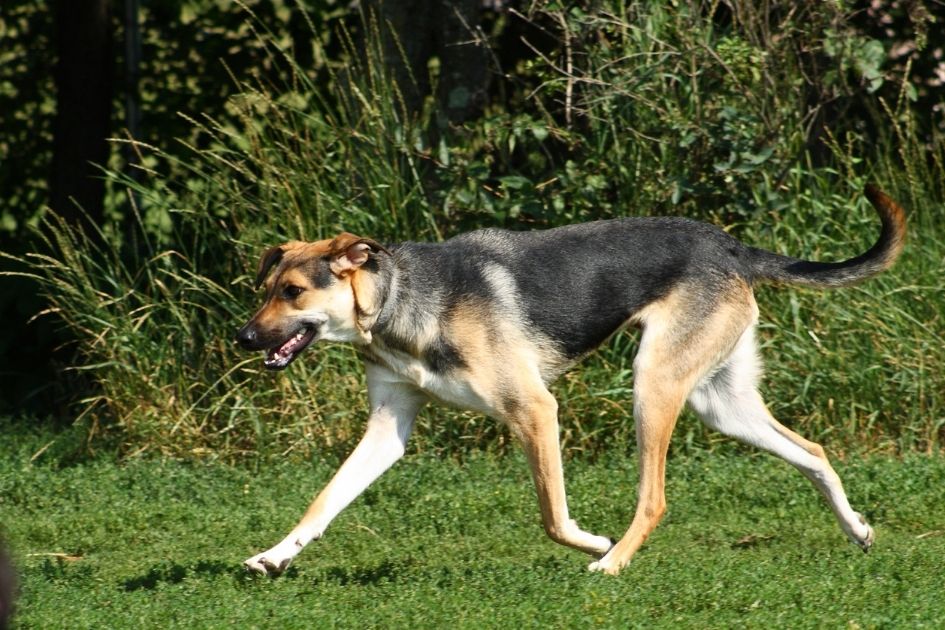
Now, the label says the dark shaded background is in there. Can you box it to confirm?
[0,0,942,418]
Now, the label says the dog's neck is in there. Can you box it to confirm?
[365,258,401,334]
[358,247,447,365]
[352,246,402,339]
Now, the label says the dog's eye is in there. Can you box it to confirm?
[282,285,304,299]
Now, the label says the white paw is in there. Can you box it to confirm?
[244,551,292,576]
[587,555,622,576]
[587,559,621,575]
[853,513,875,552]
[244,541,300,576]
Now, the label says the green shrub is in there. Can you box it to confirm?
[8,2,944,459]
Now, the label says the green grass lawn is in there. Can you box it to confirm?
[2,424,944,629]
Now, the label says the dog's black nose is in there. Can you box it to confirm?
[235,325,257,349]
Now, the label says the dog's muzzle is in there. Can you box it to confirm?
[234,324,263,351]
[235,322,318,370]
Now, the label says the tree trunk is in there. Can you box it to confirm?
[50,0,113,233]
[363,0,490,123]
[434,0,490,123]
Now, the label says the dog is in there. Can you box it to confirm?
[236,185,905,576]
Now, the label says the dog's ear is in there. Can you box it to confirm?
[328,232,388,276]
[254,245,285,290]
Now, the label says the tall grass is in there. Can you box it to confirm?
[7,2,944,459]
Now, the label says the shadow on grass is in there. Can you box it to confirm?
[124,558,410,591]
[123,559,260,591]
[315,559,404,587]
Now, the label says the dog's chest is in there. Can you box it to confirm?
[362,342,496,415]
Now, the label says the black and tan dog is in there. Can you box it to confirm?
[236,185,905,576]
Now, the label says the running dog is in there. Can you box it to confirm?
[236,185,905,576]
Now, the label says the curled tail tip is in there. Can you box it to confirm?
[749,183,906,288]
[864,183,889,206]
[861,183,908,281]
[864,184,906,221]
[863,182,907,247]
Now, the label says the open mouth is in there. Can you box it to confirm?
[263,326,317,370]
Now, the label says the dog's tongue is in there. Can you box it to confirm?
[264,348,293,370]
[264,328,310,369]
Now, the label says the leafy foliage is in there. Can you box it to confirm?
[0,0,55,235]
[6,1,945,458]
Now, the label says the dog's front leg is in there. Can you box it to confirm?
[244,364,425,576]
[509,389,614,558]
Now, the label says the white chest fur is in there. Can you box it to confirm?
[362,341,496,416]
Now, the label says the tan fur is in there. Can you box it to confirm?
[448,301,506,409]
[591,280,759,574]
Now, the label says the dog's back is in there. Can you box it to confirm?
[402,218,749,359]
[383,185,904,366]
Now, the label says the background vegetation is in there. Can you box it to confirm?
[1,0,944,460]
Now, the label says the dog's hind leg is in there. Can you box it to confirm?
[589,281,758,576]
[244,362,426,576]
[587,344,690,575]
[687,326,874,550]
[507,384,614,557]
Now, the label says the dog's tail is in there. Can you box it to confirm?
[747,185,906,288]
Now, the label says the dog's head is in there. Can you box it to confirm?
[235,233,388,370]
